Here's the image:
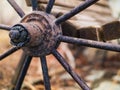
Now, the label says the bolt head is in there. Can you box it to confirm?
[9,25,30,47]
[9,30,20,40]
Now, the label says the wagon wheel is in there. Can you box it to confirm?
[0,0,120,90]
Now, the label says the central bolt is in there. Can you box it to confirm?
[9,11,62,56]
[9,25,29,47]
[10,30,20,40]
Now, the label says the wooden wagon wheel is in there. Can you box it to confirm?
[0,0,120,90]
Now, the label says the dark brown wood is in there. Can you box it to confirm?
[102,21,120,41]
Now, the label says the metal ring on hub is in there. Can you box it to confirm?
[10,11,62,56]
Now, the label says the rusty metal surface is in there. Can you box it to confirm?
[9,25,29,47]
[1,1,120,90]
[0,1,109,90]
[18,11,62,56]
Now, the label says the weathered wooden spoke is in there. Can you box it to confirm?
[52,49,90,90]
[40,56,51,90]
[2,0,119,90]
[55,0,99,25]
[7,0,25,17]
[59,35,120,52]
[10,52,28,90]
[0,24,11,31]
[30,0,38,11]
[14,56,32,90]
[45,0,55,13]
[0,47,21,60]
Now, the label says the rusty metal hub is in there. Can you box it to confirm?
[2,0,119,90]
[9,11,62,56]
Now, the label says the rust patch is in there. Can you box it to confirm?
[10,11,62,56]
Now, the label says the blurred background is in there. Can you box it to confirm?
[0,0,120,90]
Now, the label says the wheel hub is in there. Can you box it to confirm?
[9,11,62,56]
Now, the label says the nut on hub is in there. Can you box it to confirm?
[9,11,62,56]
[9,25,30,47]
